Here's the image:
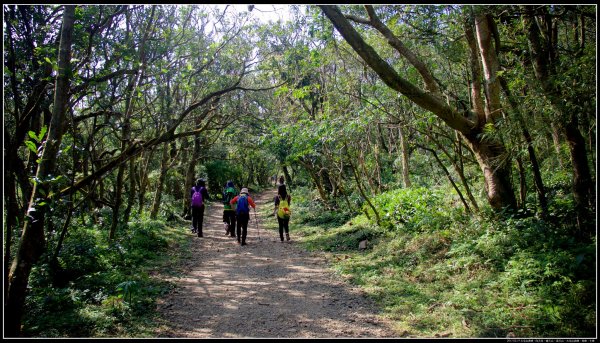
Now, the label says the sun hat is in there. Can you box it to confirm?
[241,187,249,194]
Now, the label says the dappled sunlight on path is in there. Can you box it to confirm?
[155,189,397,338]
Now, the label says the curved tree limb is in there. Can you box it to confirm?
[319,5,475,134]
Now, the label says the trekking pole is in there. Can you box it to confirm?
[254,207,260,241]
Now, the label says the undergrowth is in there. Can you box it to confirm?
[287,186,596,338]
[23,215,191,337]
[22,185,595,338]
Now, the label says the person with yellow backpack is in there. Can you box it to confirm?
[273,183,292,242]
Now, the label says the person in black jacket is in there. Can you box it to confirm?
[190,178,210,237]
[222,180,237,237]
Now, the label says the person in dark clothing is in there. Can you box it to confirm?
[190,178,210,237]
[222,180,237,237]
[273,184,292,242]
[230,187,256,246]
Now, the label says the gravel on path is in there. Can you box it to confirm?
[155,189,398,338]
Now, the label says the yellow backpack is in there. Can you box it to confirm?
[277,195,291,219]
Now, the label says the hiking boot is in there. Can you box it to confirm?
[198,232,203,237]
[241,242,247,246]
[286,233,290,242]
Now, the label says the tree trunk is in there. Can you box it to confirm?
[523,6,593,235]
[516,156,527,208]
[427,130,480,212]
[358,148,376,194]
[110,6,155,239]
[151,143,169,219]
[498,76,548,216]
[320,5,516,211]
[299,158,328,203]
[565,117,594,236]
[3,171,19,302]
[376,122,389,153]
[282,165,293,186]
[454,133,480,212]
[367,129,383,192]
[137,148,153,215]
[475,13,503,123]
[422,146,472,214]
[398,125,411,188]
[550,123,564,168]
[3,10,52,256]
[109,161,126,240]
[182,136,202,218]
[5,6,75,336]
[345,145,381,225]
[463,16,486,126]
[461,132,516,210]
[123,158,137,222]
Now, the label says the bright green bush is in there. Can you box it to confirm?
[367,187,467,232]
[290,186,355,228]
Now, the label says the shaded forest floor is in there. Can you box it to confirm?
[153,189,398,338]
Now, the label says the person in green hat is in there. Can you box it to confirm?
[222,180,237,237]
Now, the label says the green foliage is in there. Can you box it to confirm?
[304,219,383,253]
[23,219,186,337]
[23,125,48,163]
[115,220,170,266]
[8,4,596,339]
[367,187,467,233]
[286,186,355,229]
[289,185,596,338]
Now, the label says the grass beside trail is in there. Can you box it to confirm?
[23,213,192,337]
[266,186,596,338]
[21,188,595,338]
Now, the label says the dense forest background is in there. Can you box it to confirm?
[3,5,596,338]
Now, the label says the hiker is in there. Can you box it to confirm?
[190,178,210,237]
[230,187,256,246]
[273,183,292,242]
[222,180,237,237]
[277,175,285,186]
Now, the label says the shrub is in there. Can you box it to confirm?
[367,187,467,233]
[22,218,184,337]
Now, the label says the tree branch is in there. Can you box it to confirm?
[319,5,475,134]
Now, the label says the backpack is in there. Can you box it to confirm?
[236,195,250,215]
[277,195,291,219]
[191,186,203,208]
[223,187,236,210]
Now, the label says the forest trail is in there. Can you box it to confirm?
[154,189,398,338]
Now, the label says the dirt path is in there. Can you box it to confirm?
[155,190,398,338]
